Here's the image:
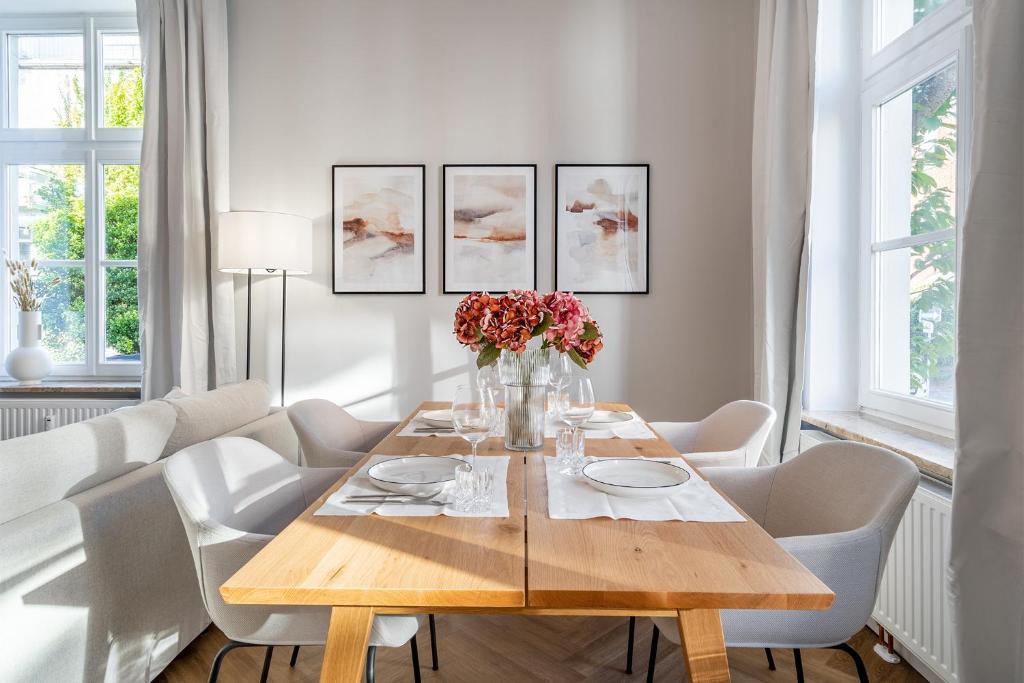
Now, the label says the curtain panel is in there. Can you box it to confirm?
[136,0,236,400]
[949,0,1024,679]
[751,0,818,463]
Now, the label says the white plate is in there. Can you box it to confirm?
[581,459,690,499]
[580,410,634,430]
[419,409,453,427]
[367,456,462,496]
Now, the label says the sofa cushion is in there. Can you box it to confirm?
[0,401,176,525]
[160,380,272,457]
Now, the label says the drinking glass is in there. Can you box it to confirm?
[476,364,504,432]
[454,463,495,513]
[451,384,496,470]
[554,376,595,468]
[555,427,586,475]
[546,353,573,419]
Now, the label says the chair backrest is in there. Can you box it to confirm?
[764,441,919,549]
[288,399,366,464]
[693,400,776,466]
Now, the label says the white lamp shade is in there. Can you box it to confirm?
[218,211,313,274]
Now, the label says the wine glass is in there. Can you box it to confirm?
[548,353,573,391]
[476,364,504,429]
[555,376,596,436]
[451,384,497,470]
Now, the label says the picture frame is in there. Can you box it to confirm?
[442,164,537,294]
[554,163,650,294]
[331,164,426,294]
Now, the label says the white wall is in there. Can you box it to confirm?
[227,0,758,421]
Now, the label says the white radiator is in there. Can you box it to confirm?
[873,480,957,683]
[0,399,139,439]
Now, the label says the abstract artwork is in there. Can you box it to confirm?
[443,164,536,293]
[332,165,425,293]
[555,164,649,293]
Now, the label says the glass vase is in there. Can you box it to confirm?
[497,348,550,451]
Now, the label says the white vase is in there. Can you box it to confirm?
[5,310,52,384]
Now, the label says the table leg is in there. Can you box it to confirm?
[320,606,374,682]
[675,609,731,682]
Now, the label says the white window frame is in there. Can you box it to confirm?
[0,14,141,379]
[858,0,972,434]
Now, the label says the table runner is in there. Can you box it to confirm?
[315,454,510,518]
[544,456,745,522]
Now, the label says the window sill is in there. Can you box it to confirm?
[801,410,953,484]
[0,380,141,399]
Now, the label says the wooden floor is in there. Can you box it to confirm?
[157,615,926,682]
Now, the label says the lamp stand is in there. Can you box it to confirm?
[280,270,287,407]
[245,268,252,380]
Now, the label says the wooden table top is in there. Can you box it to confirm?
[221,401,833,614]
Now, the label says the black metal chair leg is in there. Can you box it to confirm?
[765,647,776,671]
[410,636,422,683]
[829,642,870,683]
[646,626,660,683]
[259,646,274,683]
[626,616,636,673]
[429,614,439,671]
[794,648,804,683]
[365,645,377,683]
[290,645,300,667]
[208,641,251,683]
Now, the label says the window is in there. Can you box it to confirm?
[1,16,142,377]
[861,0,970,430]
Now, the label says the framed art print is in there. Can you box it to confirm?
[443,164,536,293]
[332,164,425,293]
[555,164,649,293]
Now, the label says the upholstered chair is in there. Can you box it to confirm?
[162,437,436,682]
[288,399,400,468]
[650,400,777,469]
[638,441,919,682]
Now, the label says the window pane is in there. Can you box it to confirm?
[39,266,86,364]
[104,267,139,362]
[877,64,957,242]
[877,0,952,50]
[101,33,143,128]
[876,239,956,404]
[15,164,85,261]
[11,34,84,128]
[104,164,139,259]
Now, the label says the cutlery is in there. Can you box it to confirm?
[414,427,456,433]
[342,498,447,506]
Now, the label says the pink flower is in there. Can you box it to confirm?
[542,291,589,351]
[481,289,544,353]
[575,321,604,364]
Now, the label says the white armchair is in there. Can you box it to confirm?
[640,441,919,682]
[650,399,776,468]
[162,437,436,682]
[288,399,400,468]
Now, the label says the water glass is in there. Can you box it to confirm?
[555,427,586,475]
[454,463,495,513]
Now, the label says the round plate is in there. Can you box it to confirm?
[580,410,634,430]
[581,459,690,499]
[367,456,463,496]
[420,409,453,427]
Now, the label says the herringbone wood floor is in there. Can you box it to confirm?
[157,616,926,682]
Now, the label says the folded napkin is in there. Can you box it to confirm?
[576,412,658,440]
[315,454,510,518]
[544,456,745,522]
[398,410,657,440]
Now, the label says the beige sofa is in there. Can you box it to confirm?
[0,380,299,683]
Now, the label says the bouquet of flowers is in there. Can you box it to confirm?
[453,289,603,369]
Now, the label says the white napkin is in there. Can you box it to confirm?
[315,454,510,518]
[398,410,658,440]
[544,456,745,522]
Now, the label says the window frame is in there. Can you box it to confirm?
[0,14,141,380]
[858,1,972,434]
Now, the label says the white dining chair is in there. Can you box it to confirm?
[288,399,400,468]
[635,441,918,682]
[650,400,776,469]
[162,437,437,682]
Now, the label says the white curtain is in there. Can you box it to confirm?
[949,0,1024,679]
[136,0,235,400]
[751,0,818,463]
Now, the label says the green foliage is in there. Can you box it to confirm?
[104,66,144,128]
[908,76,957,397]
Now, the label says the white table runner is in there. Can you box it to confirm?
[544,456,745,522]
[315,454,510,518]
[398,410,658,440]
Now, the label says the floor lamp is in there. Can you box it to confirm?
[218,211,313,406]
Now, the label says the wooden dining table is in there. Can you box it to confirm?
[220,401,834,682]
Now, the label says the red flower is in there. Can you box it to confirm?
[453,292,496,351]
[481,289,543,353]
[574,321,604,364]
